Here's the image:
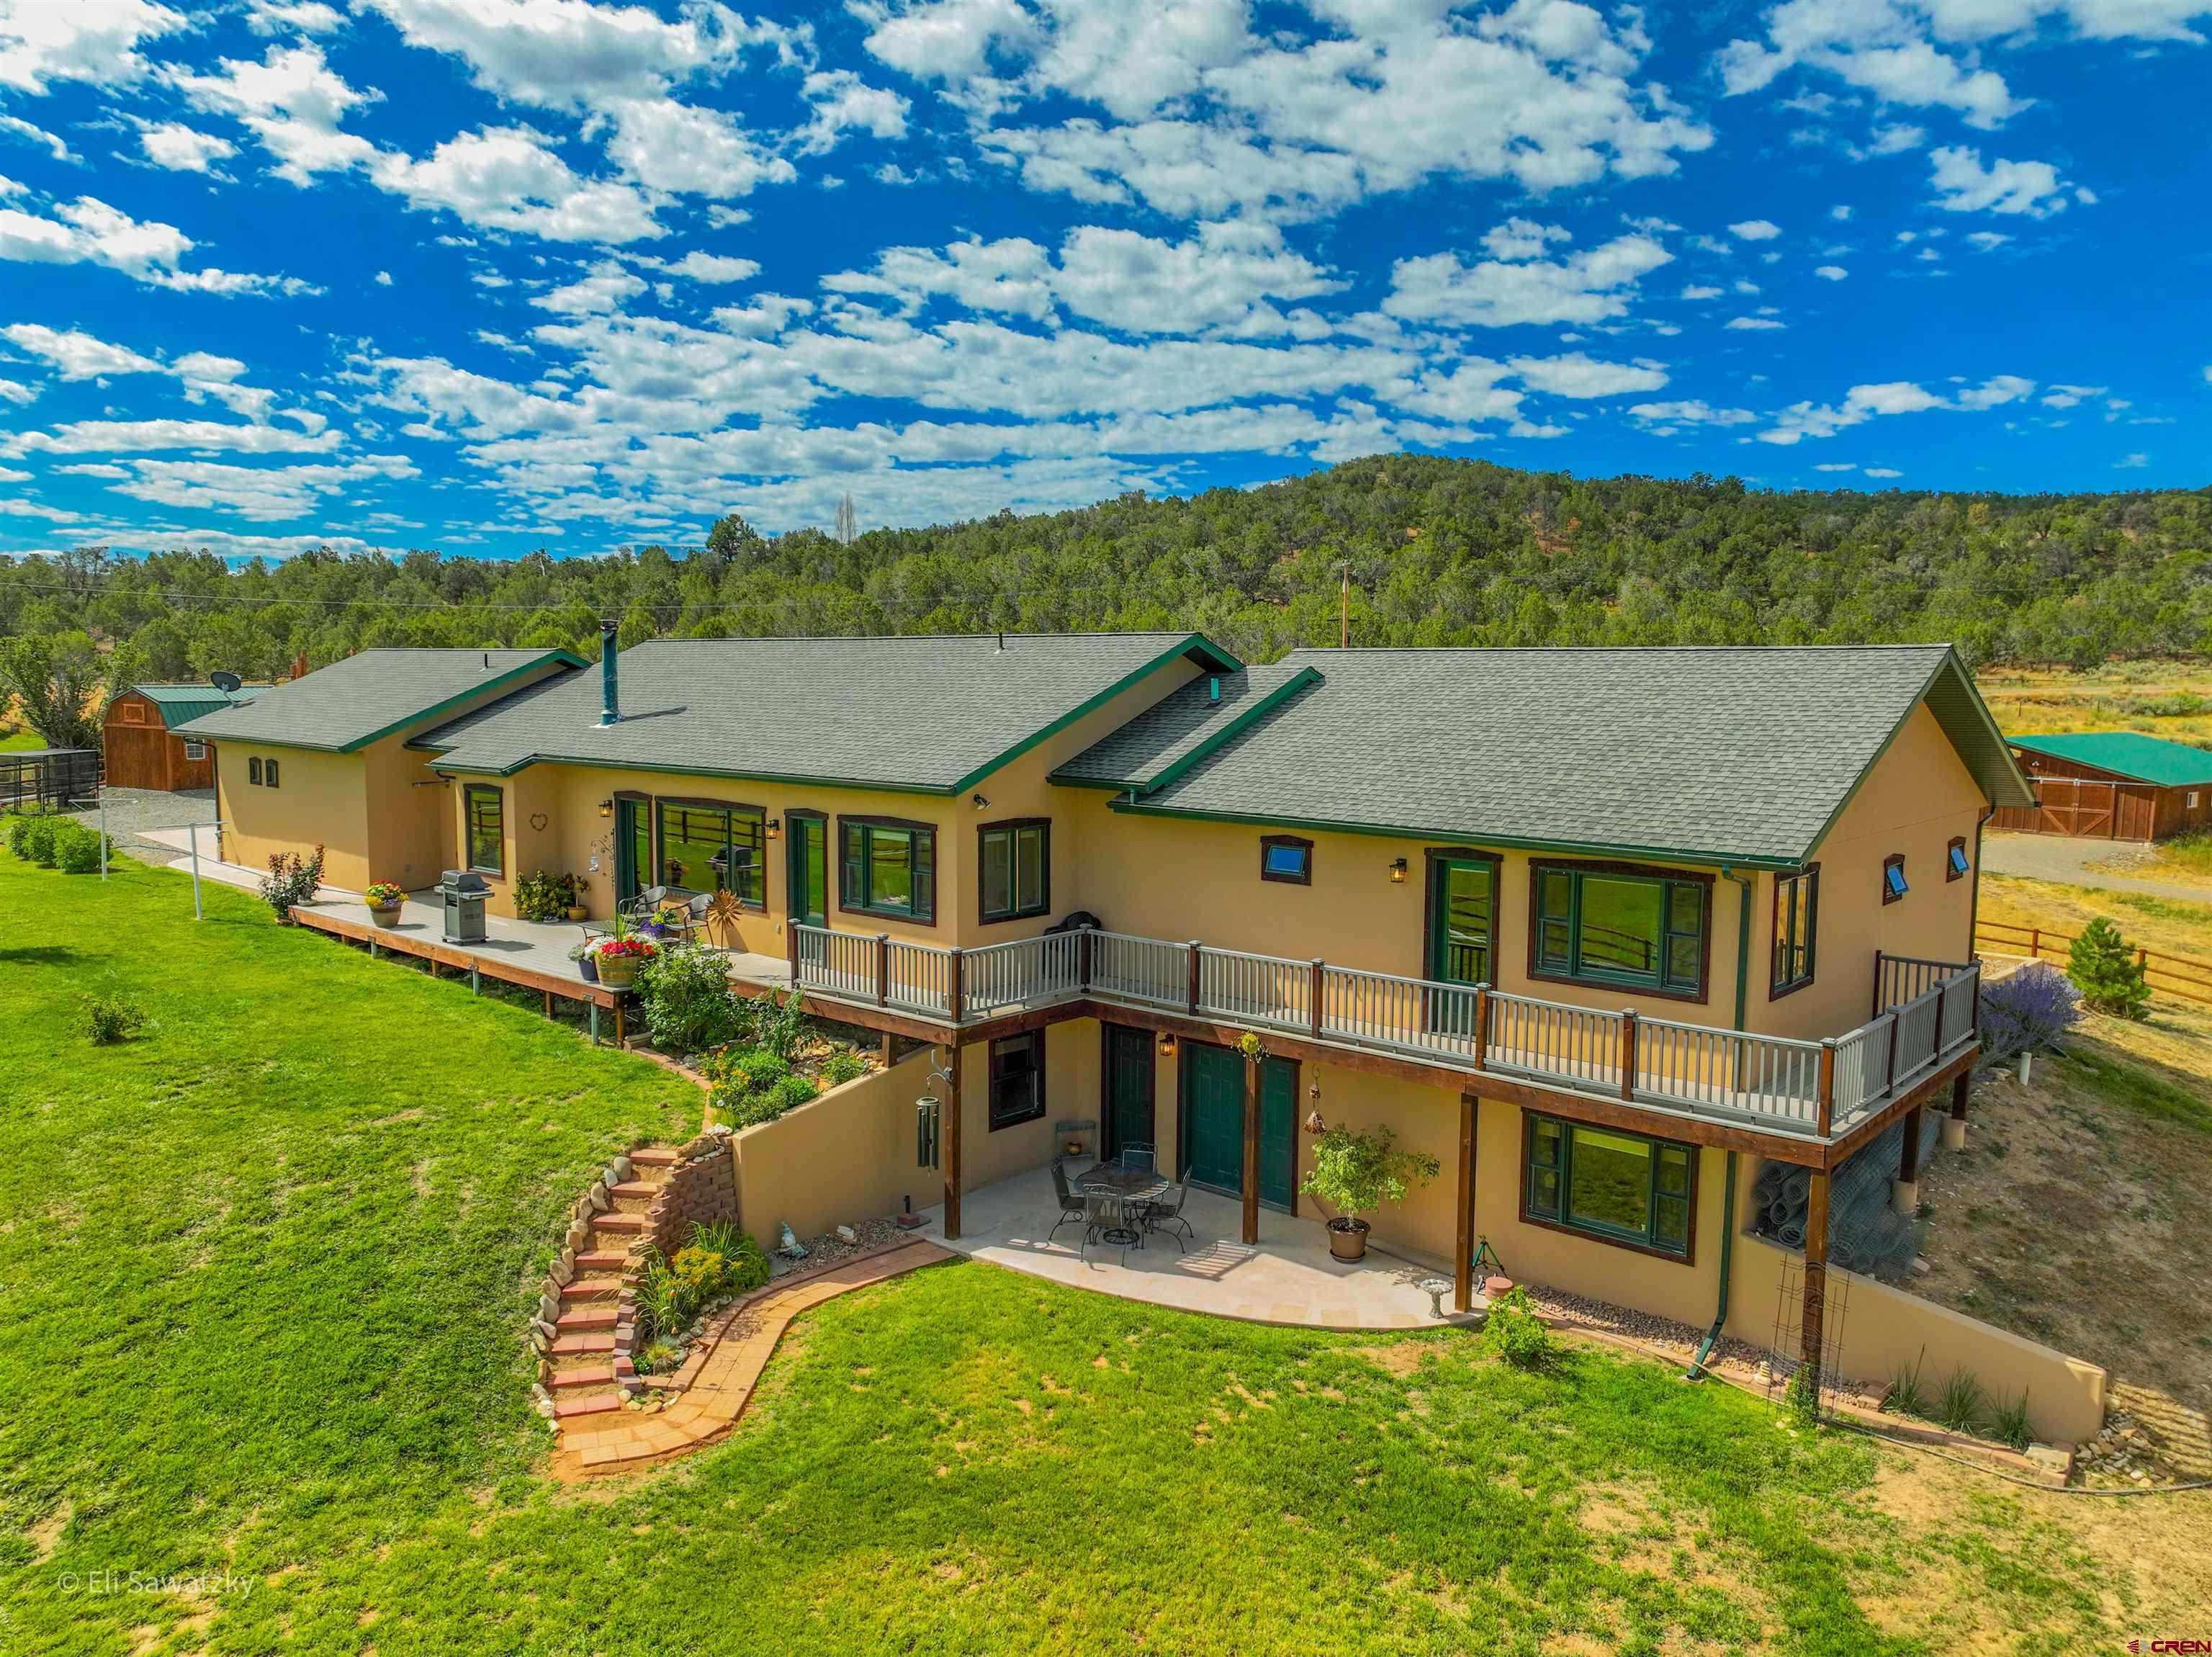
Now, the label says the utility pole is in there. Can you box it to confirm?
[1339,562,1350,650]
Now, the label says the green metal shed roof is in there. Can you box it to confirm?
[2008,731,2212,787]
[129,683,259,729]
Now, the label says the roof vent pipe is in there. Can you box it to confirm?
[997,630,1005,652]
[598,619,620,727]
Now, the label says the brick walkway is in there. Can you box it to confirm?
[554,1239,952,1478]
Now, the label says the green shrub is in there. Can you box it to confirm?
[2067,916,2151,1019]
[635,943,744,1057]
[22,814,60,866]
[258,845,325,918]
[1936,1369,1987,1434]
[765,1073,819,1112]
[688,1221,770,1293]
[53,823,105,874]
[753,985,811,1063]
[1990,1391,2033,1451]
[1483,1285,1554,1370]
[636,1231,771,1344]
[83,992,148,1046]
[513,869,581,923]
[821,1050,867,1087]
[1887,1351,1930,1419]
[1784,1365,1822,1428]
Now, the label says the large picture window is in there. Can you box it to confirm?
[1523,1113,1694,1260]
[656,799,765,906]
[979,819,1050,922]
[988,1031,1046,1129]
[464,784,503,876]
[1531,861,1709,998]
[1771,865,1818,998]
[840,817,936,924]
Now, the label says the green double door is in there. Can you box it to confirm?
[1102,1025,1156,1160]
[1180,1042,1297,1211]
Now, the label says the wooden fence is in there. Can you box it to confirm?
[1975,918,2212,1005]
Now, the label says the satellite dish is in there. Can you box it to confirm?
[210,670,243,693]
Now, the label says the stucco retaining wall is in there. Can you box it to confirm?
[732,1047,940,1243]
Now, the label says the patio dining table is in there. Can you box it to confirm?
[1077,1164,1170,1247]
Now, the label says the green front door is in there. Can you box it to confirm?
[1103,1025,1155,1159]
[614,797,649,905]
[1181,1043,1297,1210]
[1426,855,1496,1033]
[786,812,826,928]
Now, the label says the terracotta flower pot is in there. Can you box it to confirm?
[1327,1217,1370,1262]
[565,905,589,922]
[368,904,403,928]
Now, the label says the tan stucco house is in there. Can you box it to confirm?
[183,629,2041,1409]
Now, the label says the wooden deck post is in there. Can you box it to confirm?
[1455,1092,1478,1314]
[1617,1009,1637,1101]
[1187,941,1202,1016]
[947,948,964,1025]
[786,920,800,983]
[943,1038,963,1241]
[1309,958,1326,1041]
[876,933,891,1008]
[1799,1169,1830,1402]
[1870,951,1886,1019]
[613,995,626,1048]
[543,989,555,1020]
[1894,1104,1923,1211]
[880,1031,894,1067]
[1241,1050,1260,1247]
[1077,926,1094,991]
[1815,1040,1836,1138]
[1943,1068,1970,1150]
[1472,984,1490,1072]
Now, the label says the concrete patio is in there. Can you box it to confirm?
[918,1167,1487,1332]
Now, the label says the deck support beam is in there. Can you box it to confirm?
[1454,1092,1479,1314]
[943,1038,963,1242]
[1241,1051,1260,1247]
[1942,1069,1969,1150]
[1893,1104,1923,1212]
[1799,1169,1831,1403]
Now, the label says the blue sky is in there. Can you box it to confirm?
[0,0,2206,561]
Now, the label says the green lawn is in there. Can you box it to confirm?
[0,855,2181,1654]
[0,729,44,752]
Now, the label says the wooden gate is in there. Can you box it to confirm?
[1999,778,2159,840]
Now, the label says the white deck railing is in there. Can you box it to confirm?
[784,923,1979,1141]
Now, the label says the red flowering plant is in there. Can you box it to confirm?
[364,881,405,908]
[594,935,660,961]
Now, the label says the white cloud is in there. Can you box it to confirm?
[1928,145,2072,216]
[1679,284,1722,300]
[1483,219,1571,261]
[603,97,796,199]
[1,323,162,380]
[374,269,393,286]
[1830,204,1853,220]
[134,121,238,173]
[1814,461,1856,470]
[534,258,647,315]
[372,126,665,243]
[1383,230,1672,328]
[1863,466,1902,477]
[247,1,345,33]
[2114,452,2149,468]
[0,194,316,295]
[659,251,762,284]
[1730,218,1783,240]
[799,69,910,154]
[3,418,343,457]
[96,454,420,521]
[1966,230,2013,250]
[0,377,37,405]
[0,0,184,95]
[1814,264,1848,279]
[166,42,380,184]
[1504,352,1668,398]
[2041,382,2105,408]
[1725,315,1786,329]
[1758,372,2033,443]
[1627,399,1758,430]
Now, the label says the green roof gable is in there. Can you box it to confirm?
[2009,731,2212,788]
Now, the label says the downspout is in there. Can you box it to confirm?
[1686,864,1754,1379]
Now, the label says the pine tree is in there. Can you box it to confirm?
[2067,916,2151,1020]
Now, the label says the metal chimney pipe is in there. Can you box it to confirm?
[598,619,619,726]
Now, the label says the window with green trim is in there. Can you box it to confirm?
[979,819,1049,922]
[1532,863,1707,995]
[657,800,765,905]
[840,818,935,923]
[464,784,503,876]
[988,1031,1046,1129]
[1771,866,1817,997]
[1524,1114,1694,1259]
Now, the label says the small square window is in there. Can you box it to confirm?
[183,740,207,761]
[1946,838,1970,881]
[264,758,279,789]
[1259,835,1312,885]
[1882,855,1908,903]
[248,757,263,786]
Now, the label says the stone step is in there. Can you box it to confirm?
[553,1393,624,1421]
[554,1306,619,1332]
[550,1331,616,1357]
[574,1249,630,1271]
[548,1365,617,1391]
[628,1147,678,1168]
[593,1212,648,1234]
[559,1278,621,1303]
[609,1180,660,1200]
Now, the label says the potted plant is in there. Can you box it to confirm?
[562,873,588,922]
[567,938,599,983]
[1300,1125,1440,1263]
[593,934,659,989]
[364,881,405,926]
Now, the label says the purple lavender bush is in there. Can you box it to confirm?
[1976,963,2081,1072]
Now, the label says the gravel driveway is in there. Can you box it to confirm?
[1982,829,2212,903]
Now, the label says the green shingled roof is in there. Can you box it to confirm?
[2008,731,2212,787]
[175,649,583,752]
[130,683,259,729]
[1069,645,2032,868]
[415,633,1241,793]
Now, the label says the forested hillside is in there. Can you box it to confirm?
[5,459,2209,719]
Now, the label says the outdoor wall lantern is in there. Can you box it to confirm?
[1157,1032,1177,1056]
[971,791,990,809]
[1389,857,1408,884]
[766,817,781,838]
[598,798,613,817]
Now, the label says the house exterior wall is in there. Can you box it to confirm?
[1758,700,1988,1041]
[215,742,369,890]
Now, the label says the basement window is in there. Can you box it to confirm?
[1523,1113,1694,1262]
